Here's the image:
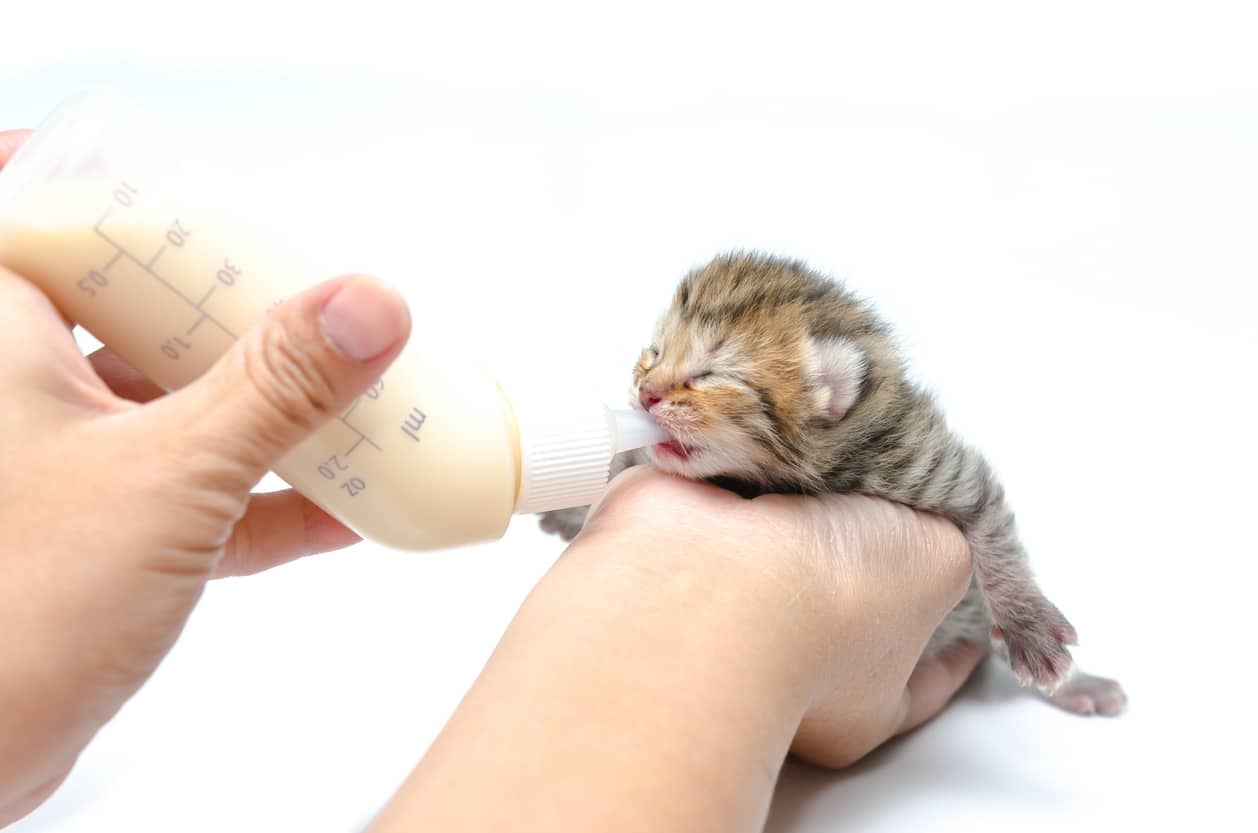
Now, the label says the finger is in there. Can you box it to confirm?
[1,131,70,337]
[581,464,747,540]
[215,489,361,578]
[87,347,166,403]
[898,512,976,640]
[0,763,72,827]
[153,274,410,480]
[0,267,95,377]
[895,641,987,735]
[0,129,31,169]
[845,499,975,631]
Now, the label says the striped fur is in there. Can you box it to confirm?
[541,252,1125,714]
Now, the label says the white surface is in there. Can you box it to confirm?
[3,3,1256,830]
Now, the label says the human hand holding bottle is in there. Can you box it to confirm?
[0,130,414,825]
[0,121,981,832]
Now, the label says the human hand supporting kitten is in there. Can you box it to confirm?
[541,252,1126,719]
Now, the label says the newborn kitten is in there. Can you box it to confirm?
[540,252,1125,716]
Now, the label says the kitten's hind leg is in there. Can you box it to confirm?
[948,456,1078,693]
[988,639,1127,716]
[1046,669,1128,716]
[986,594,1077,694]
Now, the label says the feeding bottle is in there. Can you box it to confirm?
[0,90,665,551]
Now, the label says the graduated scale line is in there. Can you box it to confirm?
[92,202,385,458]
[92,206,238,340]
[339,409,383,456]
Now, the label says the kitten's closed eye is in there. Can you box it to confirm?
[636,346,661,376]
[634,255,880,486]
[552,251,1127,718]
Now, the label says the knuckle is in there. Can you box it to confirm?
[912,508,971,571]
[935,519,974,579]
[217,510,253,577]
[241,317,340,430]
[793,726,881,770]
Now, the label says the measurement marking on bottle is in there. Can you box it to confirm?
[91,187,390,471]
[339,414,383,454]
[184,285,220,334]
[92,207,238,340]
[400,407,427,442]
[93,206,114,234]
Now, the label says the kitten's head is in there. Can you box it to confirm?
[633,252,896,489]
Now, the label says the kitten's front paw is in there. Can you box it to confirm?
[991,597,1078,694]
[537,507,589,542]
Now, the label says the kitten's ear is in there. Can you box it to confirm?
[806,337,867,422]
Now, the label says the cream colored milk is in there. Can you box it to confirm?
[0,175,521,551]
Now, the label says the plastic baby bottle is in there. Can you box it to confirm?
[0,90,666,551]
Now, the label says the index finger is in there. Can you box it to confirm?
[895,640,987,735]
[88,346,167,403]
[0,130,31,169]
[215,489,361,578]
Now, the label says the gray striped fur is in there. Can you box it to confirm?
[540,252,1125,715]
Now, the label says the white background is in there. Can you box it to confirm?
[4,2,1256,830]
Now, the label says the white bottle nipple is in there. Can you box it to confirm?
[608,408,670,454]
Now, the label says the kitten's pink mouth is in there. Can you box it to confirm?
[655,439,700,461]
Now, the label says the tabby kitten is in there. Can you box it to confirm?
[541,252,1125,716]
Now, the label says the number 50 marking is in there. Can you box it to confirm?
[77,269,109,297]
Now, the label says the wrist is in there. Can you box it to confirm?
[559,520,835,705]
[372,508,834,833]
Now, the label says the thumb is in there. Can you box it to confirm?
[159,274,410,480]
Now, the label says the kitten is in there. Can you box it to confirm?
[541,252,1125,716]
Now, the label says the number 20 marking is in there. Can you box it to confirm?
[318,455,349,480]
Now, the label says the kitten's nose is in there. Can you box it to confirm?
[639,383,665,412]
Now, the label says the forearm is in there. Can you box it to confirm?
[369,524,829,833]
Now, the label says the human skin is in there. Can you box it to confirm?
[0,129,412,825]
[0,127,980,832]
[369,466,980,833]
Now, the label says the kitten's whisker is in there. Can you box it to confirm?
[616,250,1123,715]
